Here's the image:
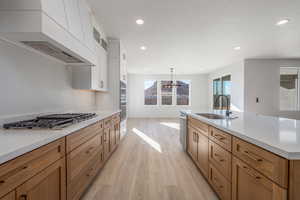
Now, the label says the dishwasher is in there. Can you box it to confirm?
[179,111,187,151]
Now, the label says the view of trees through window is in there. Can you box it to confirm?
[144,80,191,106]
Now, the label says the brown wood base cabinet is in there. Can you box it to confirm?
[186,116,296,200]
[0,192,15,200]
[187,125,209,178]
[232,157,287,200]
[16,158,66,200]
[0,113,121,200]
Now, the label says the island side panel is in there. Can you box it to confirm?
[289,160,300,200]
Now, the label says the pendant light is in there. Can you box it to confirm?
[162,68,183,89]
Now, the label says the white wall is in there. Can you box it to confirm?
[208,61,245,111]
[128,74,209,118]
[244,59,300,119]
[0,40,96,118]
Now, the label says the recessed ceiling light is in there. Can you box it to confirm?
[276,19,290,26]
[136,19,144,25]
[140,46,147,50]
[234,46,241,50]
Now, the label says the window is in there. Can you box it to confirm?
[144,80,191,106]
[144,80,158,105]
[161,81,173,105]
[213,75,231,109]
[176,80,191,105]
[280,67,299,110]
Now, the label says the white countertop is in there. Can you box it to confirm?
[182,110,300,160]
[0,110,120,165]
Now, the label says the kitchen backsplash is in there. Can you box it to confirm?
[0,40,96,117]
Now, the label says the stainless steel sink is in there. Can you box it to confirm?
[195,113,226,119]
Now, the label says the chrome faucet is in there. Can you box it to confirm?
[214,95,232,117]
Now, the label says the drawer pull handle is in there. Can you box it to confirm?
[215,135,225,140]
[22,165,28,170]
[0,180,5,184]
[243,150,264,162]
[214,153,224,162]
[256,176,261,180]
[20,194,27,200]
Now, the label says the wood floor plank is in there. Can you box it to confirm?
[81,118,218,200]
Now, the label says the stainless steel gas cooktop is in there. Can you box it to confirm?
[3,113,97,130]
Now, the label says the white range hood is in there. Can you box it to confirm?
[0,0,97,66]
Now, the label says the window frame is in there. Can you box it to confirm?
[280,67,300,111]
[144,79,192,106]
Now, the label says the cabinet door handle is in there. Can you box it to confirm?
[86,146,95,154]
[20,194,27,200]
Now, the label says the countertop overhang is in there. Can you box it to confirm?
[182,110,300,160]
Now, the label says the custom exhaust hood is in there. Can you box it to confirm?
[0,1,97,66]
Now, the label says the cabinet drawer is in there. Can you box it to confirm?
[188,117,209,137]
[0,138,65,198]
[66,122,101,153]
[67,134,101,182]
[232,137,288,188]
[209,164,231,200]
[209,127,232,152]
[104,117,112,129]
[209,141,232,181]
[16,157,66,200]
[232,157,287,200]
[68,153,101,200]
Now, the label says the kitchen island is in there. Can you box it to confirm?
[182,110,300,200]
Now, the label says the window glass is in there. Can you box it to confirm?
[176,80,190,105]
[161,81,173,105]
[213,75,231,109]
[280,68,298,110]
[144,80,157,105]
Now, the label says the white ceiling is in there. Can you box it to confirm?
[88,0,300,74]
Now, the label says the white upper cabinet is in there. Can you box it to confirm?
[120,47,127,83]
[97,43,108,91]
[64,0,84,41]
[41,0,68,29]
[72,18,108,91]
[78,0,95,52]
[0,0,97,66]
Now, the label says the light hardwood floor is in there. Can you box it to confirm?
[81,118,219,200]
